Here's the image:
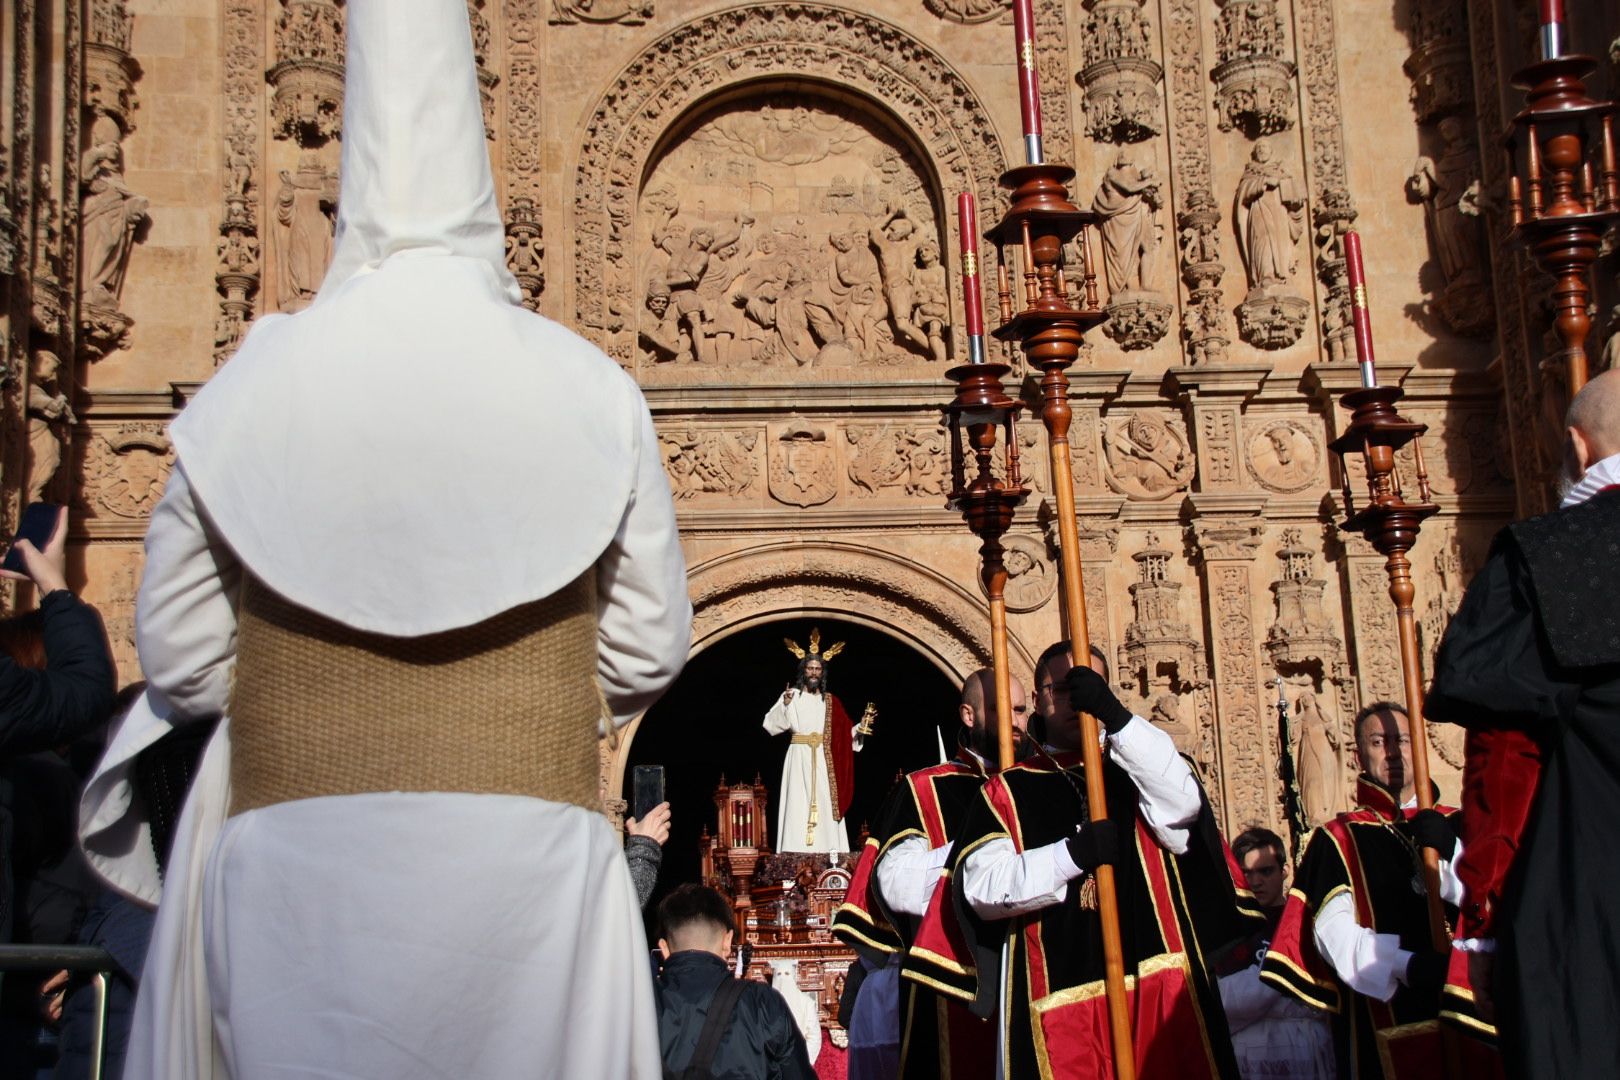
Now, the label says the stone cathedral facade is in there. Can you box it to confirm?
[1,1,1617,838]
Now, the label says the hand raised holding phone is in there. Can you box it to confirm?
[0,504,68,595]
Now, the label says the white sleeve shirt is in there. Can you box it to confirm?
[1310,836,1466,1001]
[960,716,1203,920]
[874,835,953,918]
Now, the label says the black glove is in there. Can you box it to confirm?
[1403,950,1450,1000]
[1062,665,1133,735]
[1065,818,1120,874]
[1408,809,1458,861]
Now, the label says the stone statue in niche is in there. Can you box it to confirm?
[634,95,945,372]
[1102,413,1195,500]
[1291,687,1342,825]
[1407,116,1493,338]
[1092,151,1172,350]
[1233,141,1310,348]
[27,351,75,504]
[271,152,338,313]
[80,117,149,312]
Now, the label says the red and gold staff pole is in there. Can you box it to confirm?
[947,193,1025,770]
[1333,232,1449,952]
[1011,0,1043,165]
[986,168,1135,1076]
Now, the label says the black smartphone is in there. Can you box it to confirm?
[632,764,665,821]
[2,504,63,576]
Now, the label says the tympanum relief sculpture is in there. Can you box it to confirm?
[1233,141,1310,348]
[1103,413,1195,500]
[1092,151,1172,350]
[635,97,948,376]
[846,424,948,499]
[1407,116,1493,338]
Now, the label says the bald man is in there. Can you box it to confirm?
[1426,368,1620,1078]
[831,668,1023,1079]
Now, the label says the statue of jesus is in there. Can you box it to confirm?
[762,630,874,853]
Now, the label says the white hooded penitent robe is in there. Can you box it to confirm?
[77,3,691,1077]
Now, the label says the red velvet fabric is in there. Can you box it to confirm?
[829,695,855,820]
[1456,725,1545,939]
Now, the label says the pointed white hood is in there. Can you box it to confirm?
[169,0,641,636]
[317,0,517,301]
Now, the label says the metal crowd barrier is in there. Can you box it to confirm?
[0,943,117,1080]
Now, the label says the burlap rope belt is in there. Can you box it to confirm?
[227,572,606,817]
[790,733,824,748]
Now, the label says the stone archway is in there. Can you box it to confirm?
[606,538,1036,796]
[570,1,1009,364]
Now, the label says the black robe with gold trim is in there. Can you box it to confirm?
[832,753,996,1078]
[905,750,1258,1080]
[1259,778,1499,1079]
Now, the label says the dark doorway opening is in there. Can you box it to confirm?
[624,617,961,918]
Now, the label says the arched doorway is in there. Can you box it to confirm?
[623,616,960,912]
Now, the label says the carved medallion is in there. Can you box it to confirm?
[923,0,1008,23]
[1245,418,1320,493]
[768,422,838,507]
[1102,412,1194,501]
[661,427,762,501]
[979,534,1057,613]
[846,425,947,499]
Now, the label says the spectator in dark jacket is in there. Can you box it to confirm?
[0,507,118,1077]
[655,884,815,1080]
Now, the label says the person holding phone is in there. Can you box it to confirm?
[0,505,116,758]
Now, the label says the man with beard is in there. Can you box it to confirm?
[907,643,1258,1079]
[762,631,868,854]
[1423,368,1620,1079]
[833,668,1027,1079]
[1260,703,1487,1079]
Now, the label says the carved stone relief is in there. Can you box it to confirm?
[550,0,651,25]
[573,4,1007,368]
[768,421,839,507]
[1403,0,1473,125]
[86,1,138,129]
[1294,0,1358,365]
[636,97,946,372]
[269,0,346,143]
[1196,521,1271,833]
[1093,150,1172,350]
[1120,534,1205,703]
[1077,0,1164,144]
[924,0,1009,25]
[661,428,762,502]
[1393,409,1511,496]
[1102,412,1194,500]
[466,0,499,137]
[977,533,1055,613]
[503,0,542,309]
[1245,418,1320,493]
[1347,556,1402,705]
[1211,0,1295,137]
[217,0,266,365]
[1419,526,1472,770]
[846,424,948,499]
[1233,140,1309,348]
[81,426,175,521]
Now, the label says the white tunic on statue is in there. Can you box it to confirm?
[77,4,692,1078]
[762,690,862,854]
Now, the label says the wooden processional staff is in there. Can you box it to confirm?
[965,3,1136,1070]
[1332,234,1457,1075]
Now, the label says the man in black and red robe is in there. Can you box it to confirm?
[1423,369,1620,1080]
[1259,702,1499,1079]
[905,644,1259,1080]
[832,668,1022,1078]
